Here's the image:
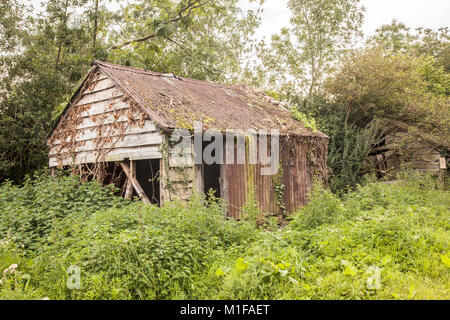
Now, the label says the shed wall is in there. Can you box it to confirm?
[48,71,163,167]
[225,135,328,219]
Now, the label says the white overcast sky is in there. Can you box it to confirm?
[241,0,450,41]
[26,0,449,40]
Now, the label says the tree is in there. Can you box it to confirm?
[108,0,263,82]
[0,0,24,51]
[325,47,450,150]
[253,0,364,99]
[368,20,450,71]
[0,0,110,182]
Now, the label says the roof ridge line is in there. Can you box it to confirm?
[94,60,247,91]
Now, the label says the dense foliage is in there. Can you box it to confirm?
[325,47,450,150]
[297,97,386,193]
[0,172,448,300]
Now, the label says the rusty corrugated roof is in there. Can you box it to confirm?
[92,60,327,137]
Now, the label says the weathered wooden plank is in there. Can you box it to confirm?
[220,163,227,216]
[169,185,193,201]
[194,164,204,193]
[167,167,195,183]
[413,168,439,174]
[407,148,440,155]
[49,146,162,167]
[76,114,154,130]
[50,132,163,155]
[75,87,124,106]
[440,157,447,169]
[411,161,440,170]
[124,177,133,200]
[75,126,159,143]
[168,154,194,167]
[77,98,129,118]
[410,154,441,162]
[84,78,116,95]
[168,143,194,168]
[52,121,159,145]
[160,158,169,204]
[376,154,387,171]
[124,158,135,200]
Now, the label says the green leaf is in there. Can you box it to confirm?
[341,260,357,276]
[236,258,249,271]
[440,255,450,268]
[215,268,225,276]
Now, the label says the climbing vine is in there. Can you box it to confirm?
[159,133,193,199]
[273,164,286,216]
[48,70,146,187]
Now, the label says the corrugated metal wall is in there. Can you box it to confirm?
[225,135,328,219]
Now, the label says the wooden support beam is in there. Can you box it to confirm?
[124,178,133,199]
[120,161,151,205]
[124,160,135,200]
[440,157,447,170]
[195,164,204,193]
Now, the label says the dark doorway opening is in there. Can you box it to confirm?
[204,163,221,199]
[135,159,160,205]
[202,139,222,200]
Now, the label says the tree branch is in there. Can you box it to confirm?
[109,0,211,50]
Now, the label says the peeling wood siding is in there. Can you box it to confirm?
[48,71,163,167]
[50,132,163,154]
[49,146,162,167]
[74,85,124,106]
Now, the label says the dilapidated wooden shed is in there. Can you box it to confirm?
[365,127,448,178]
[48,61,329,218]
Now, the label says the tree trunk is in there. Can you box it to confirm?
[92,0,99,54]
[55,0,69,70]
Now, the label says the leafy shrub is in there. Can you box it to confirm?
[0,170,127,251]
[293,95,386,193]
[290,181,345,229]
[24,193,257,300]
[0,171,448,300]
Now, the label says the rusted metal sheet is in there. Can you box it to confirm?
[225,135,328,219]
[280,137,311,213]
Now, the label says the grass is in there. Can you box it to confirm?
[0,171,448,300]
